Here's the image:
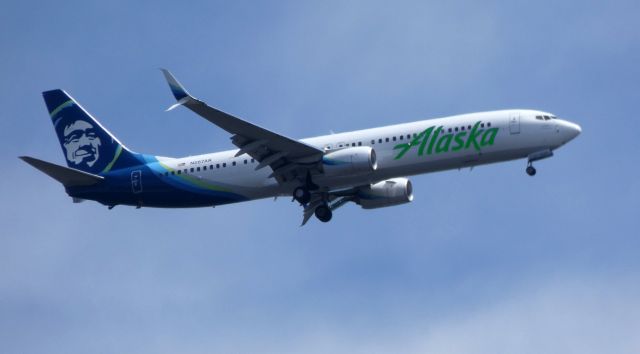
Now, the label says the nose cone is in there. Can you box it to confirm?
[559,120,582,143]
[566,121,582,140]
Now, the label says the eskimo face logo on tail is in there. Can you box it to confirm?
[62,120,102,167]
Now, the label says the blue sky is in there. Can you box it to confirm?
[1,0,639,353]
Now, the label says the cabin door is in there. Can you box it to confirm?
[509,113,520,134]
[131,170,143,194]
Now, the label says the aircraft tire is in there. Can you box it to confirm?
[293,187,311,204]
[315,204,333,222]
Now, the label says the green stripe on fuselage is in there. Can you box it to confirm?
[157,161,231,193]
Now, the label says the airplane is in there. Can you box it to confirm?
[21,69,581,225]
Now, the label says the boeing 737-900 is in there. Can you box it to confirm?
[21,70,581,225]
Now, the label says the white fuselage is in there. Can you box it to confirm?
[151,109,581,202]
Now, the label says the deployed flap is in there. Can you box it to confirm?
[20,156,104,187]
[160,69,324,183]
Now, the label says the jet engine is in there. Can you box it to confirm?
[356,178,413,209]
[322,146,377,177]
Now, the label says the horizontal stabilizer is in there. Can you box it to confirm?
[20,156,104,187]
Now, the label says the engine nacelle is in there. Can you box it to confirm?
[356,178,414,209]
[322,146,377,177]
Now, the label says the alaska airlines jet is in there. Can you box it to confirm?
[21,70,581,225]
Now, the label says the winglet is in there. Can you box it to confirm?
[160,69,194,110]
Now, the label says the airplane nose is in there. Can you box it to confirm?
[560,120,581,142]
[568,121,581,139]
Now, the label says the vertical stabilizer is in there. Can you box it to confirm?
[43,89,141,174]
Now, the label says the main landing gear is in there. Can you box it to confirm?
[526,162,537,176]
[293,186,311,205]
[294,188,332,222]
[292,171,318,205]
[294,171,332,223]
[314,203,333,223]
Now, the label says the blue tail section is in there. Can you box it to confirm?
[44,89,143,175]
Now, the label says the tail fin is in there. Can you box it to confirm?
[43,89,142,174]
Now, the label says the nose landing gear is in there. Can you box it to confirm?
[525,149,553,176]
[526,162,537,176]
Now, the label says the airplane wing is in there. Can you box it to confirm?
[161,69,324,184]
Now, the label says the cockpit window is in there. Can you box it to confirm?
[536,115,543,120]
[543,115,550,120]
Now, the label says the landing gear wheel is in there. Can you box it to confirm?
[314,204,333,223]
[526,165,537,176]
[293,187,311,205]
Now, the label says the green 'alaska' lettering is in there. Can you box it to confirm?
[436,134,453,153]
[452,131,467,151]
[418,126,435,156]
[427,126,443,155]
[394,129,427,160]
[464,122,483,151]
[392,120,498,160]
[481,127,498,146]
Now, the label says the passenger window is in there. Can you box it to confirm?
[385,138,389,142]
[223,163,226,168]
[216,164,220,168]
[481,123,484,128]
[371,139,375,144]
[190,168,194,173]
[399,135,404,140]
[407,134,411,139]
[171,171,175,175]
[232,161,236,166]
[468,125,472,130]
[177,170,182,175]
[487,122,491,127]
[378,139,382,143]
[197,167,201,172]
[392,137,396,141]
[244,159,247,164]
[448,128,452,133]
[455,127,459,132]
[358,142,362,146]
[251,159,255,163]
[461,126,465,131]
